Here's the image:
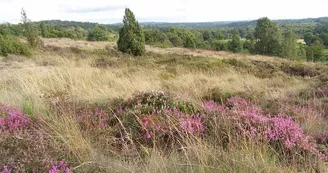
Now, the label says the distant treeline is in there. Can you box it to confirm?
[1,16,328,61]
[35,17,328,29]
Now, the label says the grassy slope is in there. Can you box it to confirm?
[1,38,328,172]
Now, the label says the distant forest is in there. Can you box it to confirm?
[38,17,328,29]
[1,15,328,61]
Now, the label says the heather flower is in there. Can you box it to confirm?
[78,108,109,130]
[202,97,327,160]
[146,131,151,139]
[0,104,30,134]
[141,108,204,139]
[0,104,68,172]
[47,161,70,173]
[314,87,328,97]
[1,166,10,173]
[201,100,227,114]
[114,107,124,115]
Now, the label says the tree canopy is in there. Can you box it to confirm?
[254,17,282,56]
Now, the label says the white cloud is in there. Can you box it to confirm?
[0,0,327,24]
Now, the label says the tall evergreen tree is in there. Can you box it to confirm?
[254,17,282,56]
[117,8,145,56]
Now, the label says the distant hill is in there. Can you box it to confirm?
[141,17,328,28]
[35,17,328,30]
[37,20,98,30]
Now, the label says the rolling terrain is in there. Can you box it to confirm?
[1,38,328,172]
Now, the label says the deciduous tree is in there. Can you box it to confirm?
[254,17,282,56]
[281,30,298,60]
[228,30,243,53]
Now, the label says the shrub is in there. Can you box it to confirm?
[281,62,320,77]
[141,108,204,140]
[167,33,183,47]
[227,30,243,53]
[21,9,43,48]
[0,35,31,56]
[110,91,201,146]
[87,25,109,41]
[0,104,70,172]
[306,40,325,62]
[202,87,235,104]
[202,97,327,160]
[243,40,255,53]
[211,39,228,51]
[183,32,196,48]
[144,29,171,46]
[77,108,110,130]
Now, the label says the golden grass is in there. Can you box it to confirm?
[43,38,282,62]
[43,38,113,50]
[0,53,309,114]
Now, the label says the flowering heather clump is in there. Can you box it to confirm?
[278,101,326,123]
[276,100,328,144]
[0,166,10,173]
[202,97,327,160]
[0,104,70,172]
[0,104,30,133]
[314,87,328,97]
[201,100,227,114]
[1,161,71,173]
[77,108,109,130]
[124,91,172,113]
[141,108,204,139]
[47,161,71,173]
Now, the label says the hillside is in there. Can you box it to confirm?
[36,17,328,29]
[1,38,328,172]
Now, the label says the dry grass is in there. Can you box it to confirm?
[43,38,113,50]
[0,53,309,114]
[44,38,282,62]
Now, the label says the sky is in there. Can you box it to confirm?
[0,0,327,24]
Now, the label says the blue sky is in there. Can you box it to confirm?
[0,0,327,24]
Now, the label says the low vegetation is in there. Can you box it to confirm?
[1,8,328,173]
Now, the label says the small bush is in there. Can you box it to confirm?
[211,39,228,51]
[202,87,235,104]
[0,35,31,56]
[109,91,200,146]
[281,62,320,77]
[87,25,109,41]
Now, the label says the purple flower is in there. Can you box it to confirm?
[0,104,30,134]
[203,97,327,160]
[141,108,204,138]
[1,166,10,173]
[47,161,70,173]
[77,108,109,130]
